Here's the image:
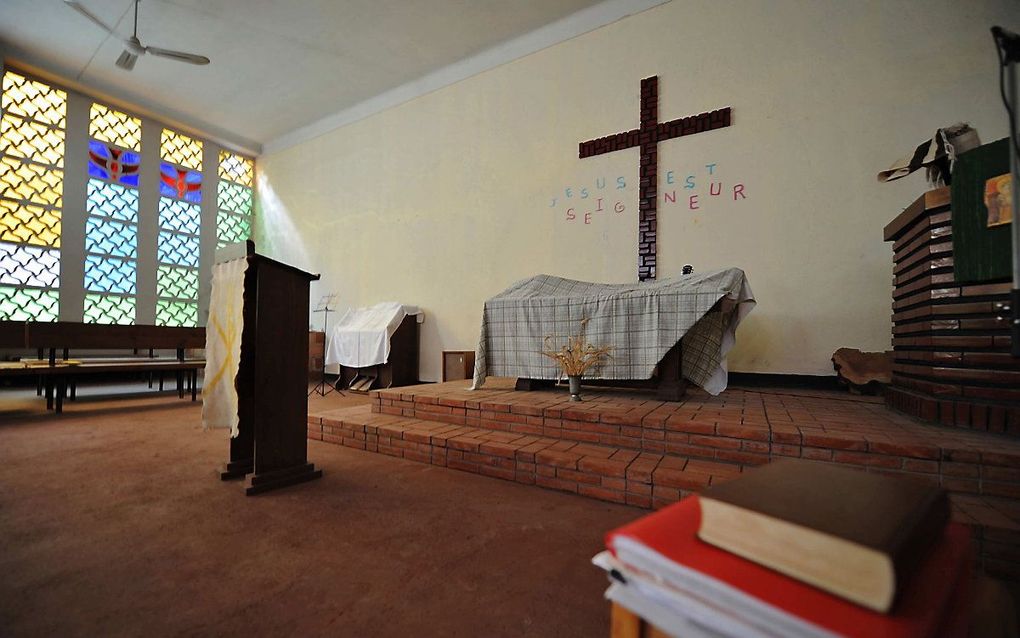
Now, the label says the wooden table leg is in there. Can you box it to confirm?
[191,369,198,401]
[610,602,642,638]
[55,376,65,414]
[656,341,687,402]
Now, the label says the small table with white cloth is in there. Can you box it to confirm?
[325,302,423,391]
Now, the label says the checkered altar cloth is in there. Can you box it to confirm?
[471,268,755,396]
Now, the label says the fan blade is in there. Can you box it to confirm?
[145,47,210,65]
[63,0,117,34]
[115,50,138,71]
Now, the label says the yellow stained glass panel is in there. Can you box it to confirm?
[218,150,254,187]
[161,128,202,170]
[90,103,141,151]
[1,71,66,128]
[0,113,64,167]
[0,156,63,208]
[0,198,60,247]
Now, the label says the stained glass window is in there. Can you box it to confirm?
[1,71,247,328]
[156,127,201,326]
[0,71,65,321]
[88,140,141,187]
[159,161,202,203]
[83,102,139,324]
[89,103,141,151]
[216,150,254,248]
[218,150,253,187]
[160,128,202,171]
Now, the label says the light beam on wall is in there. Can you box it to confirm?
[255,173,311,273]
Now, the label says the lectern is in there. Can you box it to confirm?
[218,241,322,494]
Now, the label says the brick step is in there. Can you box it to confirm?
[954,494,1020,581]
[370,383,1020,499]
[308,404,1020,581]
[309,404,743,508]
[372,385,797,464]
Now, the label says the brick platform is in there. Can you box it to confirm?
[309,378,1020,580]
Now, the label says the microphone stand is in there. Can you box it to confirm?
[310,293,342,396]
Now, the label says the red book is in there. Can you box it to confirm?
[605,496,971,638]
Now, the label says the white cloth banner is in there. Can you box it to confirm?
[202,257,248,438]
[325,302,422,368]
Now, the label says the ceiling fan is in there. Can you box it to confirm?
[64,0,210,71]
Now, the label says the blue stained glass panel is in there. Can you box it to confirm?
[88,140,140,187]
[157,231,199,267]
[158,198,201,235]
[88,162,109,180]
[84,255,136,294]
[0,241,59,287]
[88,139,107,157]
[87,179,138,222]
[160,161,202,203]
[85,218,136,258]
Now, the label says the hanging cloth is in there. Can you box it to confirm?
[202,257,248,438]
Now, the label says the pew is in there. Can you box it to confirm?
[0,321,205,413]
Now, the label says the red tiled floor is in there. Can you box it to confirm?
[312,379,1020,580]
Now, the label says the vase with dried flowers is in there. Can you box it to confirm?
[541,318,613,401]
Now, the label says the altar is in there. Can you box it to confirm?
[471,268,754,399]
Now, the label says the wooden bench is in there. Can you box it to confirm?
[0,321,206,413]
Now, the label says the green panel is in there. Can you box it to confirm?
[216,210,251,247]
[951,138,1012,283]
[157,264,199,299]
[83,293,135,324]
[156,300,197,327]
[217,181,252,215]
[0,286,58,321]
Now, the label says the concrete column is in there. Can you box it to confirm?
[135,117,161,325]
[58,91,89,321]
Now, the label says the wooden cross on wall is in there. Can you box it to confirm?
[578,76,731,281]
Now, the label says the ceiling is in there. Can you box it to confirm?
[0,0,622,153]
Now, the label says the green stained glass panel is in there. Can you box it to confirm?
[216,210,251,247]
[156,300,197,327]
[217,181,252,215]
[84,293,135,324]
[157,265,198,300]
[0,286,58,321]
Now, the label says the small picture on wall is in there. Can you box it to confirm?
[985,173,1013,227]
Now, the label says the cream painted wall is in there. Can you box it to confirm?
[257,0,1018,382]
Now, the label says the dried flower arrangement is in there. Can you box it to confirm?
[541,318,613,377]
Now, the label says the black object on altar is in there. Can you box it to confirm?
[219,241,323,494]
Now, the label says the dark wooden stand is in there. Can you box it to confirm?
[883,188,1017,432]
[515,341,686,402]
[218,242,323,494]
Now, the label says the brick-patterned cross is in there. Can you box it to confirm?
[578,76,731,281]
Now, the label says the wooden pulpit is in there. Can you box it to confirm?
[219,241,323,495]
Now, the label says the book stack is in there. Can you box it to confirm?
[595,461,971,638]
